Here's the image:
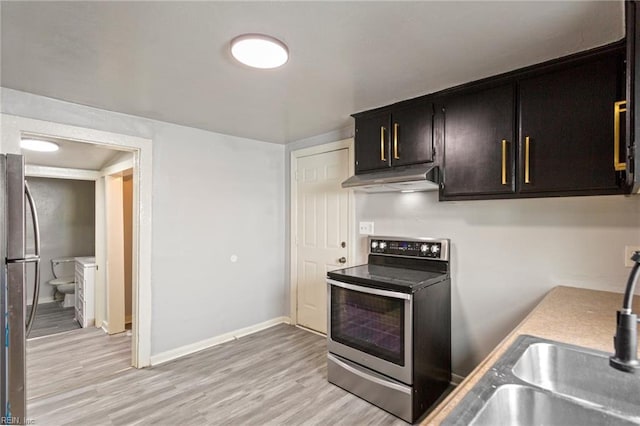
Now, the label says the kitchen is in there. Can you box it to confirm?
[1,1,640,425]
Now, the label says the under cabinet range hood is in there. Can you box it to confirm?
[341,163,440,193]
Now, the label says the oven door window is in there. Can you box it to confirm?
[330,285,405,366]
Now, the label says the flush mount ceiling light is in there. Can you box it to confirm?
[230,34,289,69]
[20,139,59,152]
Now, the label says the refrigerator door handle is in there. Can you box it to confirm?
[24,181,41,336]
[6,256,39,264]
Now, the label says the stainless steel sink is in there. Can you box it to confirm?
[443,335,640,425]
[470,385,638,426]
[513,342,640,418]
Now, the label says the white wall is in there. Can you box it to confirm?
[1,88,286,356]
[150,122,285,354]
[356,191,640,376]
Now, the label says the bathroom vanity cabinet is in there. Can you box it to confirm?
[75,257,96,328]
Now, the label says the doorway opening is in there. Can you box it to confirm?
[25,176,96,338]
[102,166,134,335]
[23,139,136,339]
[1,114,152,371]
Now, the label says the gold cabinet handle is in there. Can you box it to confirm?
[393,123,400,159]
[614,101,627,171]
[380,126,387,161]
[525,136,531,184]
[501,140,508,185]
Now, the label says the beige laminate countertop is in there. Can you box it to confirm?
[423,285,640,425]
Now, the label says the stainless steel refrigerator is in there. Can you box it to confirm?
[1,154,41,424]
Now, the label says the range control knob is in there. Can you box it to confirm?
[379,241,387,250]
[371,241,378,249]
[431,245,440,254]
[420,244,429,253]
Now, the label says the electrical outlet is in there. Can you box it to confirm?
[625,246,640,267]
[359,221,374,235]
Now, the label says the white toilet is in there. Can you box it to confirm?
[48,257,76,308]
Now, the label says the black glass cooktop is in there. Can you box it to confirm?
[327,263,448,294]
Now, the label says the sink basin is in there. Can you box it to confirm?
[469,385,638,426]
[443,336,640,425]
[513,342,640,418]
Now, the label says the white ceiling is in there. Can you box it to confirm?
[1,1,624,144]
[21,136,123,170]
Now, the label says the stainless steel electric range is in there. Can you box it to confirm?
[326,236,451,424]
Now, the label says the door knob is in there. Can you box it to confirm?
[338,257,347,264]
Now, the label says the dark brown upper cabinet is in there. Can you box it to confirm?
[626,1,639,193]
[518,51,623,195]
[440,83,516,199]
[354,102,434,174]
[350,41,627,200]
[437,43,625,200]
[390,103,434,167]
[354,111,391,173]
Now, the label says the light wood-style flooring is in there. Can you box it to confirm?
[27,324,406,425]
[28,302,81,339]
[27,327,131,401]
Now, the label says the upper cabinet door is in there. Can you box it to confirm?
[354,112,391,173]
[627,1,639,193]
[440,84,515,199]
[518,53,623,194]
[390,103,434,167]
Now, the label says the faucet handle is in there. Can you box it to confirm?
[610,310,640,373]
[632,251,640,264]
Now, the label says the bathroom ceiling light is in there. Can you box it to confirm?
[20,139,59,152]
[230,34,289,69]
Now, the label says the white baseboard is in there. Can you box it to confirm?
[451,373,465,386]
[101,320,109,334]
[26,296,55,307]
[150,316,291,366]
[295,324,326,337]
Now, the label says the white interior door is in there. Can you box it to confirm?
[95,176,106,328]
[296,148,350,333]
[106,174,125,335]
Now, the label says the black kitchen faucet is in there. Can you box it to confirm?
[610,251,640,373]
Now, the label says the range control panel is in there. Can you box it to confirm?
[369,237,449,261]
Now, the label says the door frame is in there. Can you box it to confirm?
[1,114,152,368]
[289,138,355,328]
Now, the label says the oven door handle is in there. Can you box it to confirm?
[327,279,411,300]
